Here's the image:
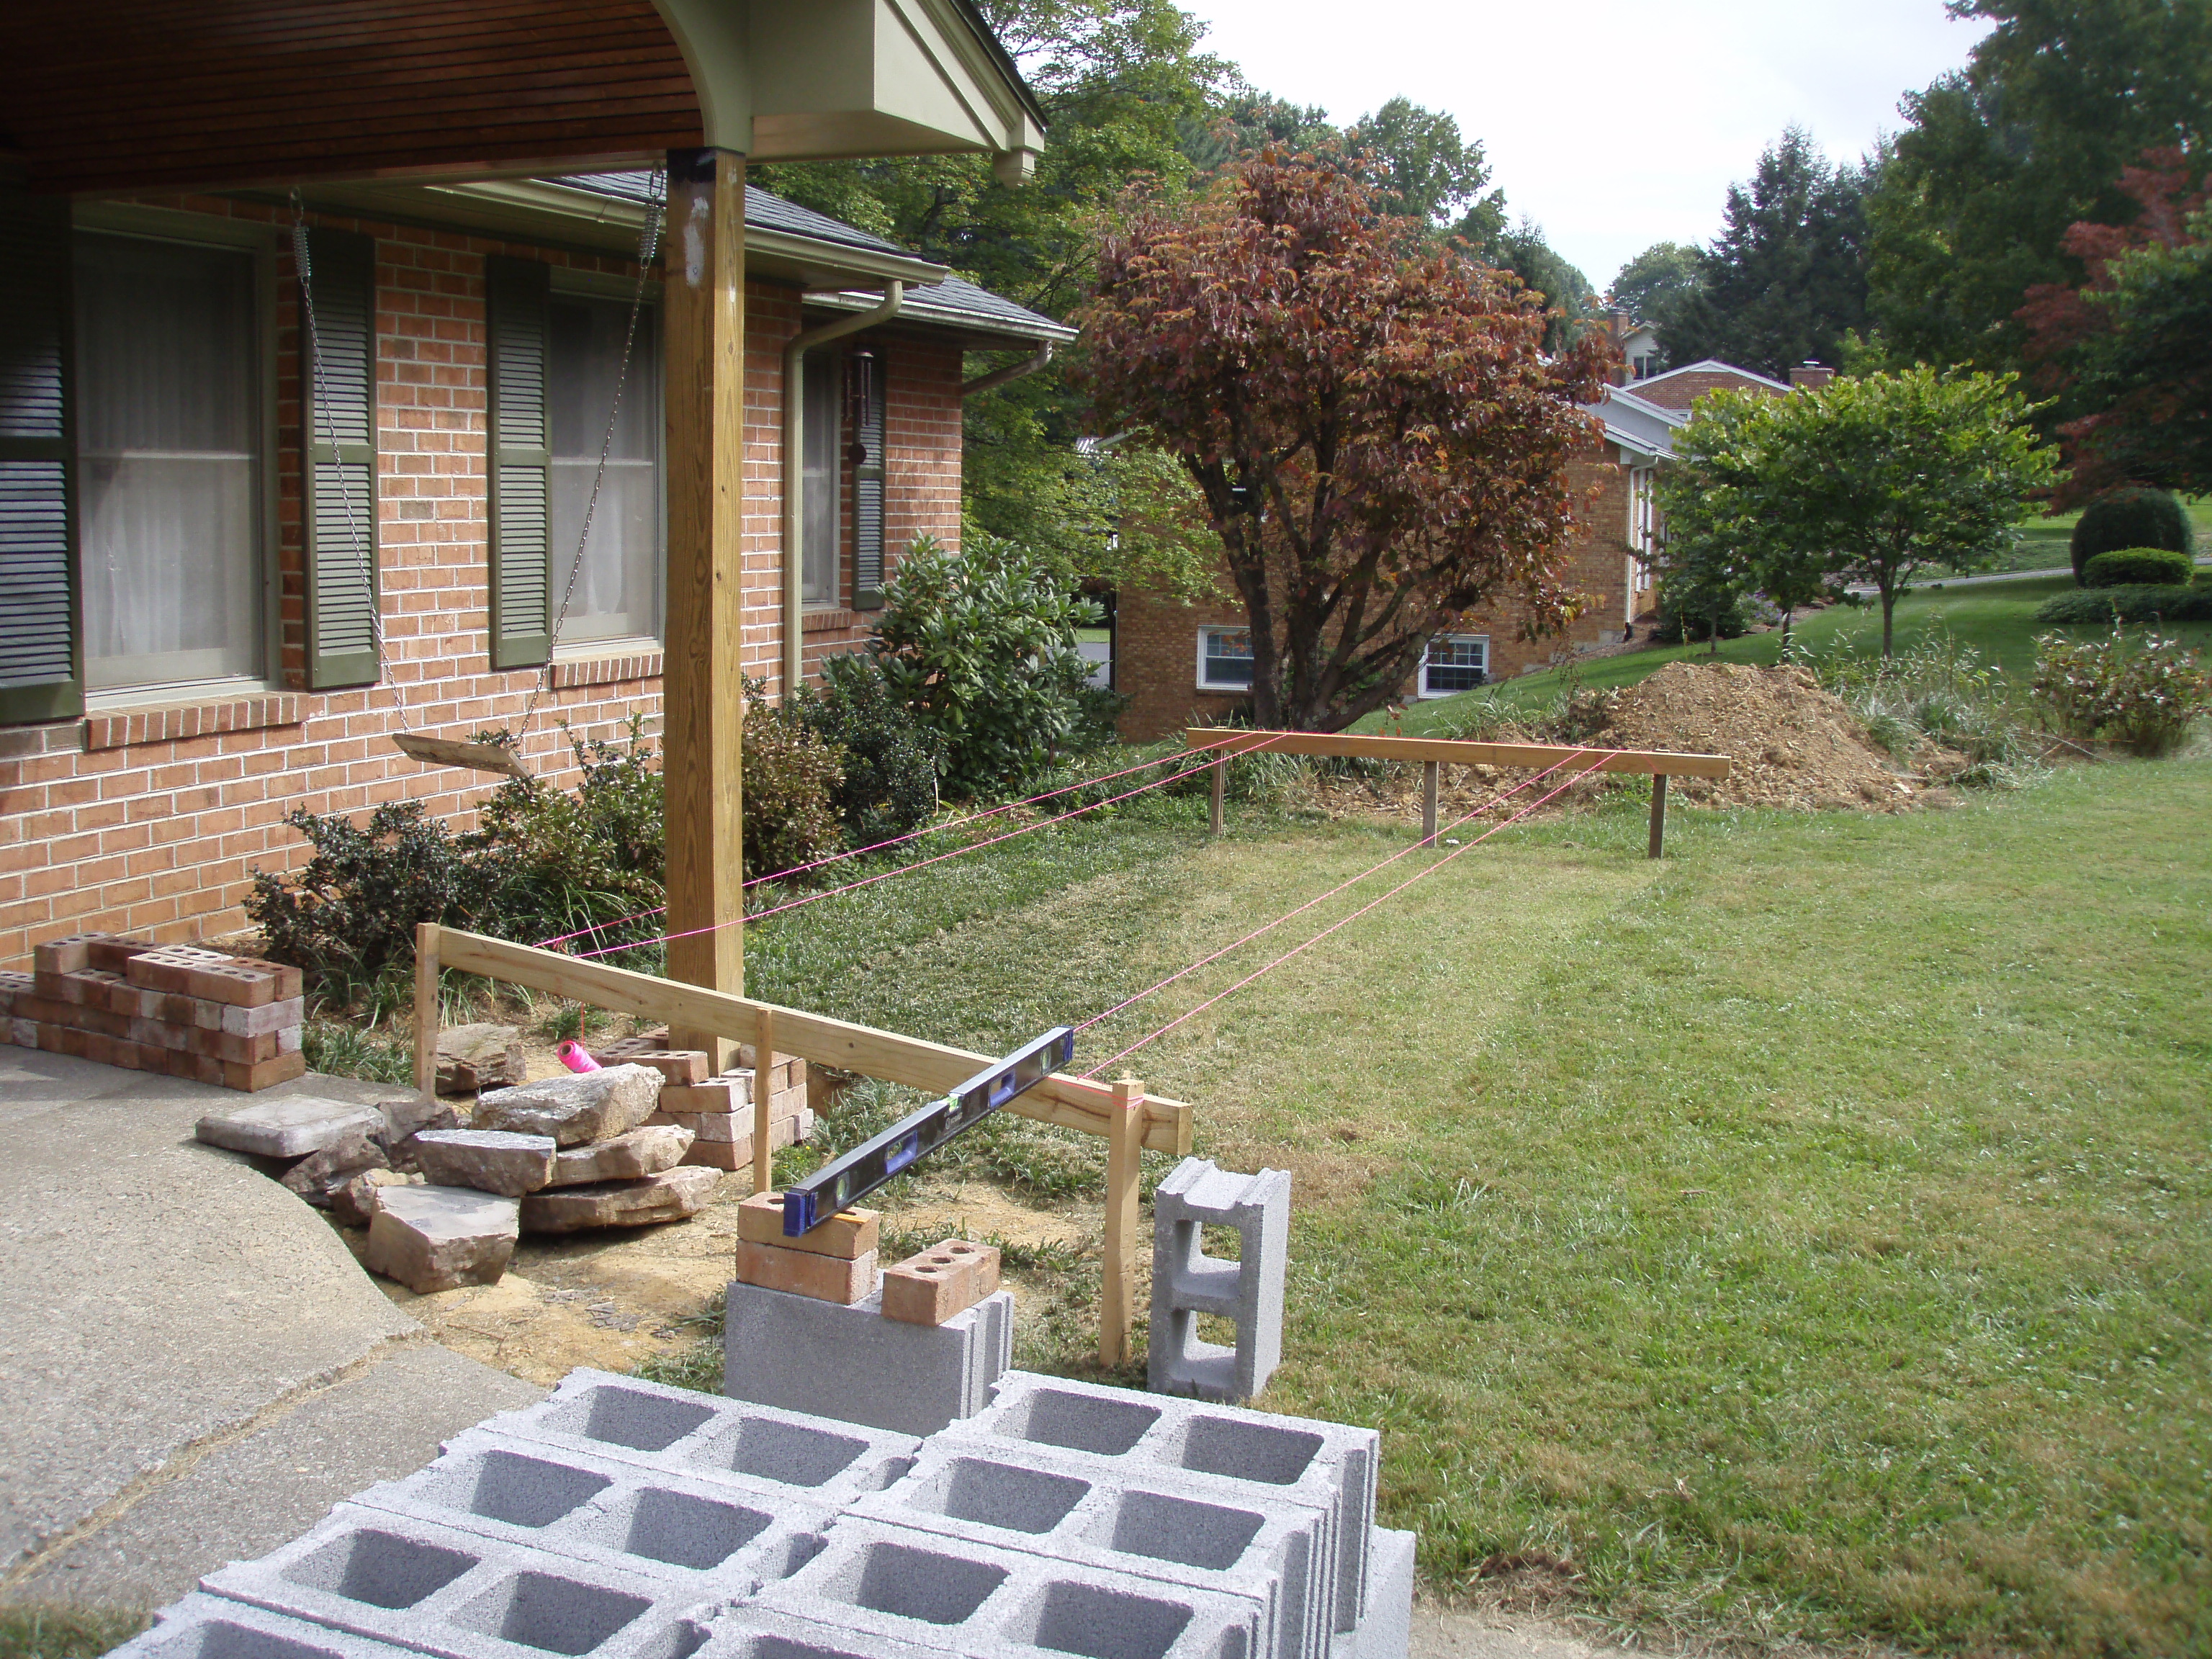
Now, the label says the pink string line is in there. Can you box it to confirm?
[1072,748,1596,1037]
[1079,749,1615,1079]
[565,734,1285,961]
[533,731,1282,950]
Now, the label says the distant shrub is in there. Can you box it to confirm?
[2032,629,2212,755]
[2069,487,2191,584]
[739,681,847,883]
[2082,547,2195,588]
[2034,585,2212,625]
[797,659,944,848]
[1651,595,1748,644]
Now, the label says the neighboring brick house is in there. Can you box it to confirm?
[0,179,1069,966]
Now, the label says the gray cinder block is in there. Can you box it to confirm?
[752,1516,1266,1659]
[197,1506,721,1659]
[940,1371,1377,1637]
[685,1606,945,1659]
[724,1278,1012,1437]
[1149,1159,1290,1403]
[848,1439,1330,1659]
[1334,1528,1413,1659]
[107,1593,421,1659]
[474,1368,921,1511]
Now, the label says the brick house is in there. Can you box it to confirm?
[0,176,1070,968]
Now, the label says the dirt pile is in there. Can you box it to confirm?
[1593,661,1921,811]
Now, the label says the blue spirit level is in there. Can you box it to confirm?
[781,1026,1076,1236]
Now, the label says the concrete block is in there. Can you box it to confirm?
[195,1094,385,1158]
[1334,1529,1412,1659]
[940,1372,1376,1637]
[881,1241,1001,1327]
[725,1280,1012,1439]
[475,1368,922,1511]
[851,1438,1329,1659]
[737,1191,878,1259]
[364,1186,520,1293]
[411,1129,559,1197]
[683,1606,945,1659]
[196,1506,721,1659]
[108,1593,422,1659]
[734,1240,878,1304]
[520,1166,720,1233]
[476,1064,662,1146]
[752,1516,1264,1659]
[1149,1160,1290,1404]
[549,1125,696,1187]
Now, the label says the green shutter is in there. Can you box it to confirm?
[851,350,887,610]
[300,228,380,690]
[486,256,552,668]
[0,190,81,724]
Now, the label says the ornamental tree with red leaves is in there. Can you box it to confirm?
[1074,149,1614,732]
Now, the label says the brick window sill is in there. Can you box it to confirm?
[801,608,856,634]
[83,695,304,752]
[549,652,665,690]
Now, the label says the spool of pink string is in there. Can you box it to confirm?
[554,1040,601,1074]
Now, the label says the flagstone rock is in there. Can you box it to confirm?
[520,1166,719,1233]
[279,1124,388,1205]
[433,1022,526,1094]
[364,1184,520,1292]
[473,1064,660,1146]
[408,1129,557,1197]
[545,1124,694,1187]
[329,1167,418,1228]
[194,1094,384,1159]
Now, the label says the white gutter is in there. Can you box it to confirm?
[783,282,904,698]
[961,342,1055,397]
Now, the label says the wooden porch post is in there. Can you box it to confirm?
[662,146,747,1064]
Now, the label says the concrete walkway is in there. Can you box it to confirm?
[0,1047,538,1612]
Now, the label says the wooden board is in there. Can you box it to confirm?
[1183,727,1731,780]
[426,926,1195,1156]
[392,732,532,781]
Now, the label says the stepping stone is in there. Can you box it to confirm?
[475,1064,660,1146]
[545,1123,694,1187]
[194,1094,383,1159]
[364,1184,520,1292]
[520,1166,719,1234]
[433,1022,525,1094]
[409,1128,557,1197]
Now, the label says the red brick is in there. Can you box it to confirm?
[733,1238,877,1304]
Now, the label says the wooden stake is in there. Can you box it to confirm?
[1421,760,1439,846]
[413,922,441,1097]
[752,1004,775,1195]
[1648,770,1668,859]
[1209,757,1226,837]
[1101,1076,1145,1367]
[661,145,747,1069]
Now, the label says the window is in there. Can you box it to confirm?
[1197,625,1254,691]
[549,291,661,646]
[75,233,264,693]
[1419,635,1488,697]
[800,350,840,607]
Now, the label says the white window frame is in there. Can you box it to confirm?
[1195,624,1255,691]
[799,349,842,610]
[73,204,282,711]
[1418,634,1488,698]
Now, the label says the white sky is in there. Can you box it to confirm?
[1179,0,1995,292]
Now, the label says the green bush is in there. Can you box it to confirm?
[1650,594,1748,644]
[2082,547,2195,588]
[797,658,944,847]
[853,533,1104,798]
[2033,585,2212,625]
[739,682,848,883]
[2032,629,2212,755]
[474,720,665,930]
[2069,487,2192,584]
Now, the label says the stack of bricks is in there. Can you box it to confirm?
[734,1190,880,1305]
[592,1033,812,1174]
[0,932,305,1091]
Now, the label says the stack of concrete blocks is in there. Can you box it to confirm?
[724,1196,1017,1439]
[114,1365,1413,1659]
[595,1034,814,1176]
[0,931,306,1089]
[1149,1160,1291,1403]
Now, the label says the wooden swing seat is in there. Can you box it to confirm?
[391,732,533,781]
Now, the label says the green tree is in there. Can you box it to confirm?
[1662,127,1871,378]
[1349,96,1507,241]
[1869,0,2212,374]
[1609,240,1706,340]
[1079,149,1614,731]
[1657,371,2056,657]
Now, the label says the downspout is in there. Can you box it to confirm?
[962,341,1054,398]
[782,282,904,699]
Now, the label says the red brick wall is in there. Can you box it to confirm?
[1113,445,1636,740]
[0,199,965,967]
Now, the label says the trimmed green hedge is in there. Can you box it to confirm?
[2034,584,2212,624]
[2070,487,2193,583]
[2082,547,2196,588]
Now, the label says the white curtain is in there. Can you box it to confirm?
[801,351,840,606]
[550,295,661,645]
[75,234,261,691]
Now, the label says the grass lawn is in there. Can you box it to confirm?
[1367,572,2212,737]
[2007,498,2210,576]
[730,755,2211,1655]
